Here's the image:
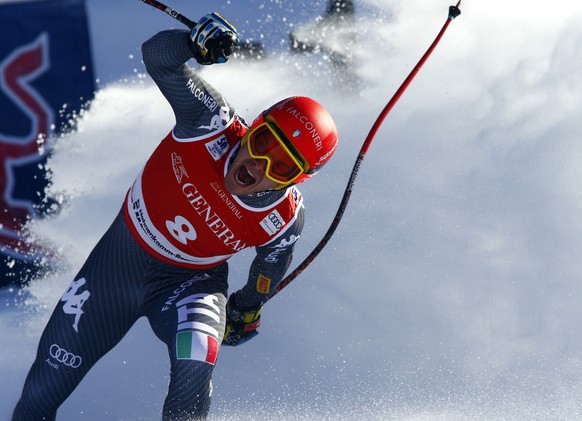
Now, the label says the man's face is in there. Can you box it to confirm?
[224,143,280,195]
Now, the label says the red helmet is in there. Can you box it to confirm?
[251,96,338,185]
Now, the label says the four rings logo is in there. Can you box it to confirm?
[268,213,283,230]
[48,344,82,369]
[260,210,286,235]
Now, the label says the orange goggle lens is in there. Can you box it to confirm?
[245,123,307,184]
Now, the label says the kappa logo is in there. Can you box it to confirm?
[0,33,53,260]
[272,234,300,249]
[198,105,231,132]
[264,234,300,264]
[60,277,91,333]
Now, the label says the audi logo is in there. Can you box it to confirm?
[268,213,283,229]
[49,344,82,368]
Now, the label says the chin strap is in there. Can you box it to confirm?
[274,182,294,191]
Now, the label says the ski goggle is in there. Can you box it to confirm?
[243,121,308,185]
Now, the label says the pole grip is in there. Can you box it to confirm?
[138,0,196,29]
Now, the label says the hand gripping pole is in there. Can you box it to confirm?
[138,0,196,29]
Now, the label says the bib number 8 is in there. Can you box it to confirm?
[166,215,197,245]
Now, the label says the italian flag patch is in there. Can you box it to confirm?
[176,331,219,365]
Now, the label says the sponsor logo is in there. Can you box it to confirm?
[316,143,337,165]
[48,344,82,369]
[260,210,285,235]
[291,186,301,205]
[130,192,230,266]
[285,106,323,151]
[210,181,243,219]
[180,183,246,251]
[185,79,231,132]
[185,79,220,113]
[60,277,91,333]
[265,234,300,264]
[205,136,229,161]
[175,293,221,365]
[161,274,211,312]
[252,190,269,198]
[198,106,231,132]
[171,152,189,183]
[1,34,53,261]
[256,274,271,294]
[133,204,180,258]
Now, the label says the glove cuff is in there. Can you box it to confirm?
[188,41,212,65]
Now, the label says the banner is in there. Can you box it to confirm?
[0,0,95,287]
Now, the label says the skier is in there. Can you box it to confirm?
[12,11,338,421]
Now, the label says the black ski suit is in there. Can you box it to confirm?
[13,29,304,421]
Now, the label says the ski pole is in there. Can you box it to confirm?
[137,0,462,302]
[138,0,196,29]
[268,1,462,301]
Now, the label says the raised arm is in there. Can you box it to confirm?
[141,13,239,138]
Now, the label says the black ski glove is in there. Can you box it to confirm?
[223,293,262,346]
[190,12,239,65]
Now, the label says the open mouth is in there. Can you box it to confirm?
[235,165,256,186]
